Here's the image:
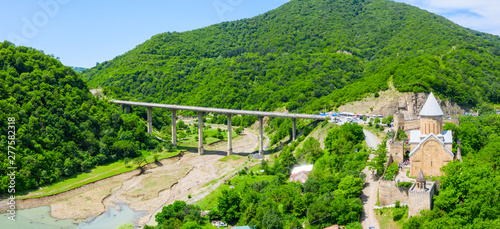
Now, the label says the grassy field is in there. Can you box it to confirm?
[375,207,409,229]
[20,150,180,199]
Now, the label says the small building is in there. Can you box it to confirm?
[290,164,313,184]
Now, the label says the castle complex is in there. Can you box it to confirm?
[390,92,461,176]
[382,92,462,217]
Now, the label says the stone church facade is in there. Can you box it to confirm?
[408,92,454,177]
[389,92,459,177]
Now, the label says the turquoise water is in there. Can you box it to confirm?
[79,203,148,229]
[0,206,80,229]
[0,203,147,229]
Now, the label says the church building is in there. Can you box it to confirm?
[408,92,454,177]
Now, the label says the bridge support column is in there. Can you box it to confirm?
[124,105,131,114]
[227,114,232,156]
[198,112,204,155]
[292,118,296,141]
[259,116,263,155]
[147,107,153,135]
[171,110,177,148]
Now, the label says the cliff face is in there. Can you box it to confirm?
[338,90,470,118]
[394,93,469,119]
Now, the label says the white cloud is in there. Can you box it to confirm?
[394,0,500,36]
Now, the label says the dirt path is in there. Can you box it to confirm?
[0,128,260,227]
[361,129,382,229]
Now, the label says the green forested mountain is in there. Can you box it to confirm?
[0,41,157,193]
[82,0,500,111]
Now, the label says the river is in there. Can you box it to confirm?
[0,203,146,229]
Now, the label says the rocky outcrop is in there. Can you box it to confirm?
[373,92,469,119]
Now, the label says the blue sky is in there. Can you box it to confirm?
[1,0,499,68]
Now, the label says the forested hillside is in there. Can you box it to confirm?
[82,0,500,112]
[0,41,157,193]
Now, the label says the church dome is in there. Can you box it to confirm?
[416,169,426,182]
[419,92,444,117]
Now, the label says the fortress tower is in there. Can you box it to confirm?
[409,170,435,217]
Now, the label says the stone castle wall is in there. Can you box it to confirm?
[408,182,435,217]
[399,117,459,132]
[379,180,410,206]
[402,120,420,130]
[389,141,405,163]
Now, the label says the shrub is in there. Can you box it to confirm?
[393,207,406,221]
[383,162,399,180]
[397,181,413,188]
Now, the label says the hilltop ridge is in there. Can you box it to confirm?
[82,0,500,112]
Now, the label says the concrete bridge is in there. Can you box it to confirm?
[111,100,327,156]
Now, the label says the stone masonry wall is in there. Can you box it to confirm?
[389,141,404,163]
[379,180,410,206]
[408,182,435,217]
[402,120,420,130]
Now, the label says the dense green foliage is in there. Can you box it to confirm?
[83,0,500,113]
[404,114,500,228]
[0,41,156,193]
[153,201,205,228]
[368,142,388,175]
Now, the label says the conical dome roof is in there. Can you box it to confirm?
[416,169,426,182]
[420,92,444,117]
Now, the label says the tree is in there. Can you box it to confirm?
[368,143,388,175]
[180,221,202,229]
[133,155,147,174]
[301,137,323,163]
[262,208,283,229]
[397,130,408,141]
[334,175,364,198]
[217,189,241,223]
[155,200,187,225]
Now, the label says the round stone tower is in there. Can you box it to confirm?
[419,92,444,135]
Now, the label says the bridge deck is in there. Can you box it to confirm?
[110,100,327,120]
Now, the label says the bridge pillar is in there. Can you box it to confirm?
[227,114,232,156]
[171,110,177,148]
[259,116,264,155]
[147,107,153,135]
[198,112,204,155]
[292,118,296,141]
[124,105,131,114]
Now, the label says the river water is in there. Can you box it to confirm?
[0,203,147,229]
